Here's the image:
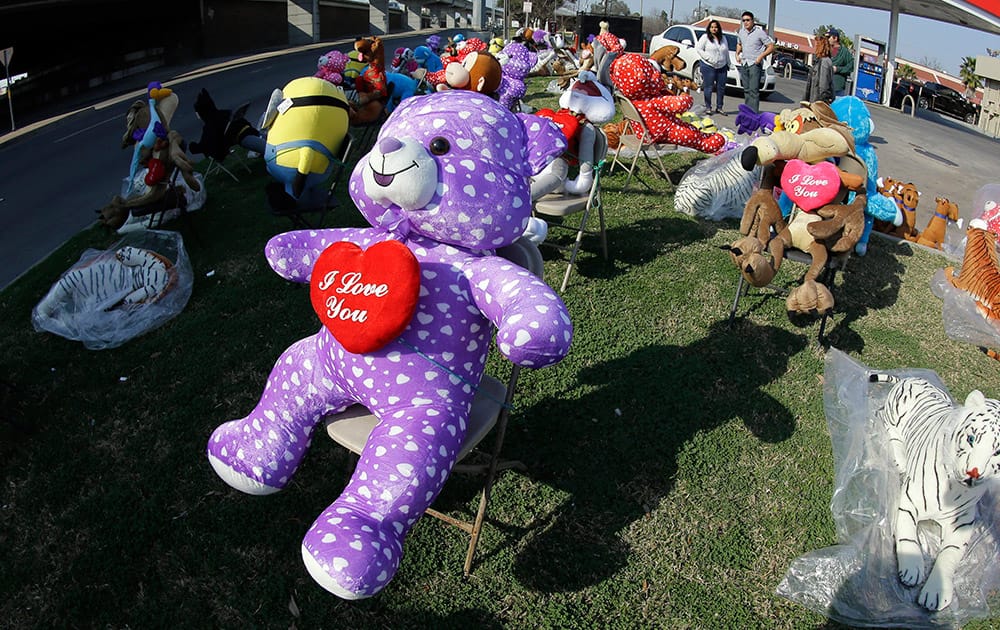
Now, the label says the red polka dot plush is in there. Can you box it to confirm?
[610,53,725,154]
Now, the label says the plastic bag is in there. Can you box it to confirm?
[674,145,760,221]
[116,170,207,234]
[930,268,1000,351]
[32,230,193,350]
[777,349,1000,628]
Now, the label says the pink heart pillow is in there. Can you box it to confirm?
[780,159,841,212]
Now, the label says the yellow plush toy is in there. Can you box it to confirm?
[263,77,350,202]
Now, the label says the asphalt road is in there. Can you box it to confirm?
[0,30,453,291]
[0,45,997,291]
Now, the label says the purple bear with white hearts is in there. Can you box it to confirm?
[207,90,572,599]
[496,41,538,112]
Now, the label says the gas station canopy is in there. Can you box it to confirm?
[802,0,1000,36]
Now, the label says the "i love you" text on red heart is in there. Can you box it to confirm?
[310,240,420,353]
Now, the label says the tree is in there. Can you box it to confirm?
[960,56,983,90]
[586,0,630,15]
[711,6,743,19]
[814,25,853,53]
[896,63,917,81]
[918,56,944,72]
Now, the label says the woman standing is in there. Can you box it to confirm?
[803,37,835,104]
[696,20,730,114]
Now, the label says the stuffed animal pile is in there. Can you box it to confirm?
[207,91,573,600]
[349,36,389,125]
[98,83,203,231]
[727,101,867,314]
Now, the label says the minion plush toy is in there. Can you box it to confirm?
[255,76,350,211]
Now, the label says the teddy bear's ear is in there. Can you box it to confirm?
[517,113,569,176]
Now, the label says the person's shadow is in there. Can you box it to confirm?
[501,319,806,592]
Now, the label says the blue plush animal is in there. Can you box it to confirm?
[831,96,902,256]
[384,72,421,113]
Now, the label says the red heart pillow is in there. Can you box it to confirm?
[145,158,166,185]
[310,240,420,353]
[780,159,841,212]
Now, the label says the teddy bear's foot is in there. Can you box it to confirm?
[786,280,834,315]
[206,415,315,495]
[301,507,405,600]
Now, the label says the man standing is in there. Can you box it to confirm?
[828,28,852,97]
[735,11,774,113]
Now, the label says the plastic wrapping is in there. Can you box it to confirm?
[32,230,193,350]
[674,145,760,221]
[930,268,1000,351]
[777,349,1000,627]
[116,170,207,234]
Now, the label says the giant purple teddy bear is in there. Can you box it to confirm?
[207,91,572,599]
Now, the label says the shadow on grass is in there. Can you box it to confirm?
[823,238,910,352]
[539,215,716,286]
[507,319,806,592]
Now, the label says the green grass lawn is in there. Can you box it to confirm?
[2,79,1000,628]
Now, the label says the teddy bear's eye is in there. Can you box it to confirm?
[429,137,451,155]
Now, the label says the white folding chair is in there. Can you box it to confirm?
[533,125,609,292]
[321,237,542,576]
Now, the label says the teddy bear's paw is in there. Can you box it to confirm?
[786,280,834,315]
[206,417,312,495]
[301,508,405,600]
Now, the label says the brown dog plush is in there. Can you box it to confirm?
[649,45,687,74]
[874,179,920,238]
[350,36,388,125]
[915,197,959,249]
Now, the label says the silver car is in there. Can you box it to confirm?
[649,24,776,99]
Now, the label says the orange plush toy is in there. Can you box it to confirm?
[609,53,726,154]
[350,36,388,125]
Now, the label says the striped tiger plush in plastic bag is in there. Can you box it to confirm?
[32,230,193,349]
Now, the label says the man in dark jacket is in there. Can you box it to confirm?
[828,29,852,96]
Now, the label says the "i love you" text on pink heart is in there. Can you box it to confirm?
[780,159,841,212]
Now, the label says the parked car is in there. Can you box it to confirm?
[889,77,921,109]
[773,54,808,75]
[916,81,980,124]
[648,24,776,99]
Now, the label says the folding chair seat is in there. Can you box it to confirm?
[727,247,849,344]
[608,93,673,192]
[533,124,608,292]
[321,237,541,576]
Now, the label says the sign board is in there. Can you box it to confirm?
[523,1,531,12]
[0,47,11,67]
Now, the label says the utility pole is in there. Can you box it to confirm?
[669,0,675,25]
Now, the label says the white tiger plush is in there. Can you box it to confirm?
[674,150,761,220]
[871,373,1000,611]
[36,246,174,316]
